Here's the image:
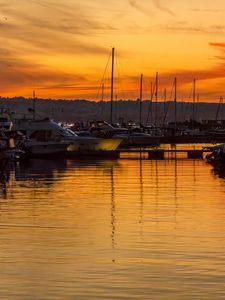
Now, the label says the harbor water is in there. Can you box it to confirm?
[1,156,225,299]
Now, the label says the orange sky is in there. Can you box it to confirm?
[0,0,225,101]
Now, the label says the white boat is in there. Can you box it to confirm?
[22,140,70,157]
[13,119,123,156]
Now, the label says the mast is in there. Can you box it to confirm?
[150,81,153,125]
[33,90,36,120]
[155,72,158,127]
[110,47,115,124]
[192,78,196,125]
[174,77,177,132]
[101,82,104,102]
[100,82,104,116]
[139,74,143,127]
[216,96,223,122]
[164,88,167,117]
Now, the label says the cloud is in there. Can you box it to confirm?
[190,8,225,13]
[0,0,116,56]
[210,42,225,49]
[160,24,225,35]
[128,0,151,15]
[209,42,225,63]
[128,0,175,16]
[153,0,175,16]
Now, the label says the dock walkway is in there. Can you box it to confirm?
[118,148,212,159]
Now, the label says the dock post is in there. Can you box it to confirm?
[148,149,165,160]
[187,150,203,159]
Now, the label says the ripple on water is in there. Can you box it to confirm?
[0,158,225,299]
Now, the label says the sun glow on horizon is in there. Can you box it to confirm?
[0,0,225,102]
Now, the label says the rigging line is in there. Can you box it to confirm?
[184,82,194,119]
[115,56,124,99]
[95,50,111,101]
[116,55,130,100]
[142,77,150,99]
[117,53,150,100]
[145,81,156,126]
[162,79,175,127]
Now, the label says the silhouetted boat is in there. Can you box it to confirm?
[13,118,122,157]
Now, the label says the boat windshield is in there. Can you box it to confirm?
[63,128,78,137]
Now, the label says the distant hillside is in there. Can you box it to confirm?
[0,97,224,125]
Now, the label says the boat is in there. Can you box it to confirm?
[204,142,225,165]
[13,118,123,156]
[88,121,159,147]
[0,129,16,176]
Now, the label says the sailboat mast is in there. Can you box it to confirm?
[155,72,158,127]
[193,78,196,125]
[110,47,115,124]
[174,77,177,132]
[164,88,167,116]
[139,74,143,127]
[216,96,223,122]
[150,81,153,125]
[101,82,104,102]
[33,90,36,120]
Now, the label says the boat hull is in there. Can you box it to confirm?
[66,137,123,152]
[24,141,69,157]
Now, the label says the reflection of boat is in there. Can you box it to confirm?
[15,158,67,181]
[13,119,122,156]
[0,130,15,174]
[212,163,225,178]
[205,143,225,164]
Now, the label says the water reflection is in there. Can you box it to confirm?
[0,158,225,299]
[15,158,68,181]
[212,163,225,178]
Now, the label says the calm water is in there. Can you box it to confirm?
[1,156,225,299]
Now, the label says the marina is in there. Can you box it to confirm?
[1,0,225,298]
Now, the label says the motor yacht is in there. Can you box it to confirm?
[13,118,123,156]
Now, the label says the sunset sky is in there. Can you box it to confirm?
[0,0,225,101]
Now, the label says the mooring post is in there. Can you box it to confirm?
[187,150,203,159]
[148,149,165,160]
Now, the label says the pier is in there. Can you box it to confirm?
[117,148,212,160]
[69,148,212,160]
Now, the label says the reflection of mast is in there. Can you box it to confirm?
[110,166,116,251]
[139,156,144,234]
[174,155,178,226]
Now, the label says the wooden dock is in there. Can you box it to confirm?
[69,148,212,160]
[117,148,212,160]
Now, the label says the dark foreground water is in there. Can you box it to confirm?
[1,157,225,299]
